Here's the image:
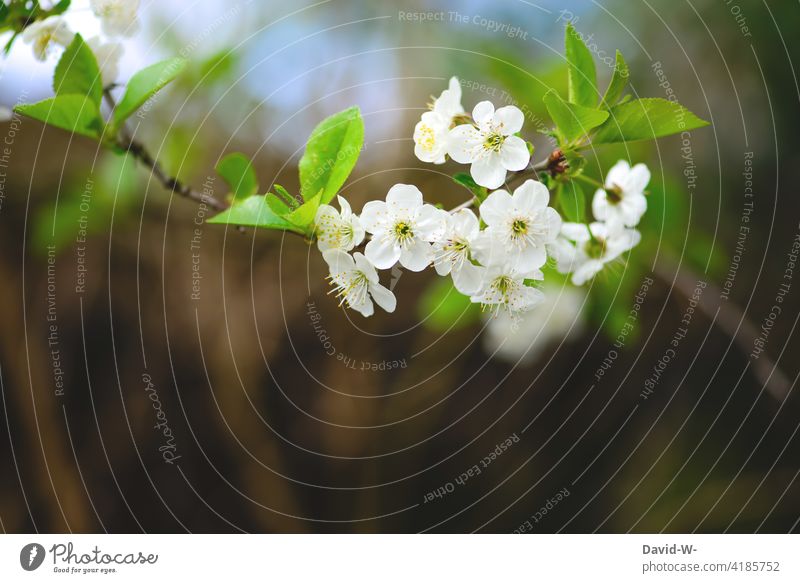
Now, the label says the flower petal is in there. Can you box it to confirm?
[351,297,375,317]
[626,163,651,195]
[322,249,355,276]
[359,200,387,234]
[369,283,397,313]
[399,240,433,272]
[386,183,423,212]
[591,189,610,222]
[512,179,549,213]
[450,208,480,237]
[471,154,507,189]
[472,101,495,126]
[499,136,530,171]
[494,105,524,135]
[447,125,482,164]
[365,237,401,270]
[452,262,483,295]
[604,160,630,189]
[415,204,448,240]
[479,189,513,227]
[353,252,380,283]
[620,193,647,227]
[561,222,592,242]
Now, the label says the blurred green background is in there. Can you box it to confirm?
[0,0,798,532]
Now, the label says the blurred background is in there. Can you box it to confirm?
[0,0,798,533]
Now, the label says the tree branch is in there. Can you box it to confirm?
[103,89,229,212]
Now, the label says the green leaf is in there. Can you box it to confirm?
[15,94,103,139]
[559,181,586,223]
[216,153,258,201]
[207,195,303,233]
[53,34,102,106]
[543,90,609,144]
[601,50,629,108]
[593,98,710,144]
[0,3,8,24]
[285,190,322,234]
[298,106,364,204]
[3,31,19,55]
[565,23,597,107]
[110,57,187,133]
[48,0,72,15]
[273,184,298,209]
[452,172,488,202]
[418,278,480,332]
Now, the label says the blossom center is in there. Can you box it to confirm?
[416,124,436,152]
[607,184,623,204]
[585,237,607,259]
[330,271,369,307]
[438,237,469,268]
[483,132,506,152]
[392,221,415,246]
[511,218,529,236]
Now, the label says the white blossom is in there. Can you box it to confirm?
[323,250,396,317]
[360,184,447,272]
[470,262,544,320]
[413,76,464,164]
[90,0,140,38]
[448,101,530,189]
[592,160,650,233]
[21,16,74,61]
[314,195,365,252]
[483,283,586,364]
[0,106,12,122]
[432,209,482,294]
[550,222,641,286]
[87,37,123,85]
[472,179,562,273]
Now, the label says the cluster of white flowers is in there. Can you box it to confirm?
[413,77,529,189]
[22,0,139,84]
[314,79,651,324]
[315,179,562,320]
[549,160,650,286]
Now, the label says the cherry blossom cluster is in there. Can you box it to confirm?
[22,0,140,83]
[314,180,560,319]
[314,77,652,321]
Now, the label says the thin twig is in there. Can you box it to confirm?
[102,89,229,212]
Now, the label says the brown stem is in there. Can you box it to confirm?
[102,90,228,212]
[653,258,792,403]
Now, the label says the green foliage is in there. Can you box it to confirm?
[452,172,488,202]
[419,277,480,332]
[298,106,364,204]
[593,98,709,144]
[216,153,258,201]
[210,106,364,235]
[601,51,629,108]
[16,94,103,139]
[565,23,598,108]
[110,57,187,134]
[543,89,608,144]
[53,34,102,106]
[273,184,298,209]
[558,181,586,223]
[285,190,322,231]
[207,194,304,234]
